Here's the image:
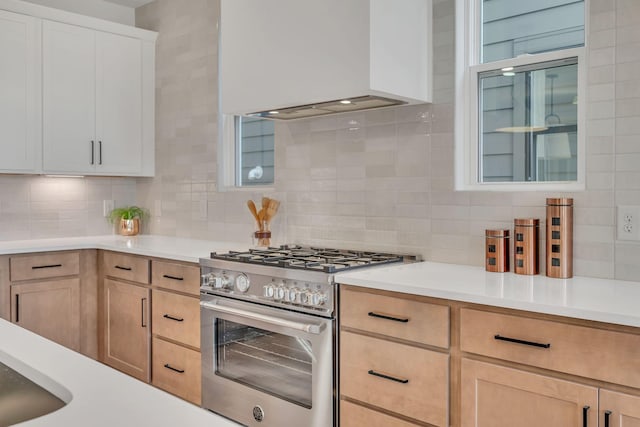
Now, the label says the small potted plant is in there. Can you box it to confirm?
[108,206,149,236]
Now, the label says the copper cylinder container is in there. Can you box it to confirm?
[514,218,540,275]
[485,229,510,272]
[546,198,574,278]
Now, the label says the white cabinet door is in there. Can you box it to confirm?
[42,20,96,174]
[95,32,142,175]
[0,11,40,173]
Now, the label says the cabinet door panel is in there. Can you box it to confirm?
[103,278,150,381]
[600,390,640,427]
[0,11,39,173]
[151,337,201,405]
[42,20,96,174]
[95,31,142,175]
[461,358,597,427]
[10,279,80,351]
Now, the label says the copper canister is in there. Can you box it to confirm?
[546,198,573,278]
[514,218,539,275]
[485,229,510,272]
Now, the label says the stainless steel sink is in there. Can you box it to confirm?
[0,361,66,426]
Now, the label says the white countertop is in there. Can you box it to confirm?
[336,261,640,328]
[1,319,238,427]
[0,235,249,264]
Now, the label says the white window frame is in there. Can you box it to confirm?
[454,0,588,191]
[217,114,275,192]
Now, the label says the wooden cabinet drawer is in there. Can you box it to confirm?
[151,260,200,296]
[340,288,449,348]
[10,252,79,281]
[152,337,201,405]
[152,290,200,349]
[103,251,149,284]
[460,308,640,389]
[340,331,449,426]
[341,400,421,427]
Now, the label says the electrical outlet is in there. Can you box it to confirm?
[617,206,640,241]
[103,200,114,217]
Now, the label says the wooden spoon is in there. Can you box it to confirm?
[247,200,260,227]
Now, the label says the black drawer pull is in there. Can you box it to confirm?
[163,314,184,322]
[604,410,611,427]
[164,364,184,374]
[368,312,409,323]
[494,334,551,349]
[163,274,184,281]
[32,264,62,270]
[367,370,408,384]
[15,294,20,323]
[583,406,590,427]
[115,265,132,271]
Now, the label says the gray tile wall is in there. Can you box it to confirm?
[133,0,640,280]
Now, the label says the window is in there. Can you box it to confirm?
[455,0,586,191]
[219,115,275,189]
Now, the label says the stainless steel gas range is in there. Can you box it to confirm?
[199,245,409,427]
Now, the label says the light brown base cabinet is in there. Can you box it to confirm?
[103,277,151,382]
[339,284,640,427]
[6,251,97,355]
[99,252,201,405]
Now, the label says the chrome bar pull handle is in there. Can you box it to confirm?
[368,311,409,323]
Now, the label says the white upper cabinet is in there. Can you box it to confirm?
[220,0,432,120]
[42,20,96,174]
[0,0,156,177]
[43,21,151,176]
[0,10,40,173]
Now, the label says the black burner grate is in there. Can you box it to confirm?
[210,245,408,273]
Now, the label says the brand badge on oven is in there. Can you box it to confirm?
[253,405,264,422]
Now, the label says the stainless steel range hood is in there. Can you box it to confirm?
[220,0,432,120]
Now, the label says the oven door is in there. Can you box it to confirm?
[201,295,334,427]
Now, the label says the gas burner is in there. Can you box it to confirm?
[210,245,411,273]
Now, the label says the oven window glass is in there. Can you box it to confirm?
[216,319,313,408]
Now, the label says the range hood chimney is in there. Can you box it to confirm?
[220,0,432,120]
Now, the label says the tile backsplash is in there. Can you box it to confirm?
[0,176,136,240]
[1,0,635,281]
[131,0,640,281]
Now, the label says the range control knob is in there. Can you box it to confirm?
[200,273,214,287]
[300,290,312,305]
[263,284,275,298]
[311,292,326,306]
[212,274,231,289]
[275,286,286,301]
[235,273,250,293]
[287,288,299,303]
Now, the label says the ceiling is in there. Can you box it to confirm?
[102,0,154,7]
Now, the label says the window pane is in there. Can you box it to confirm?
[482,0,585,63]
[479,59,578,183]
[236,116,275,186]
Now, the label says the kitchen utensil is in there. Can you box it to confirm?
[247,200,260,227]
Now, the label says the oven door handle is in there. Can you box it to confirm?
[201,301,326,335]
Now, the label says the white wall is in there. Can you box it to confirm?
[21,0,135,25]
